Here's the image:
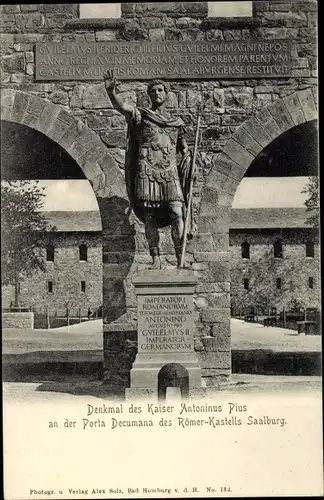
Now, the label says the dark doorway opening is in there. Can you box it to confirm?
[157,363,189,401]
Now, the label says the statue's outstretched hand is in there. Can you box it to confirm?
[103,69,118,91]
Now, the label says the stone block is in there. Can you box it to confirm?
[233,126,263,157]
[197,350,231,369]
[180,28,204,41]
[201,334,230,351]
[166,91,178,108]
[282,93,305,125]
[205,29,223,41]
[1,53,25,72]
[205,292,231,308]
[196,282,230,294]
[207,261,230,283]
[149,27,165,41]
[48,90,68,106]
[186,233,214,253]
[221,114,245,127]
[186,89,202,108]
[83,84,112,109]
[47,116,75,145]
[292,68,311,77]
[255,106,282,140]
[69,84,85,108]
[3,6,21,14]
[225,87,254,108]
[118,20,148,41]
[298,87,317,121]
[0,34,14,55]
[100,130,127,148]
[206,152,243,185]
[212,232,232,254]
[39,4,75,14]
[242,117,272,150]
[20,5,39,12]
[15,13,45,29]
[0,88,15,119]
[198,214,232,235]
[0,70,10,84]
[95,30,116,42]
[269,99,295,134]
[25,51,34,63]
[131,2,208,17]
[210,320,231,338]
[139,17,163,29]
[222,139,255,171]
[11,91,30,122]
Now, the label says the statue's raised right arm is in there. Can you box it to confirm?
[103,69,134,118]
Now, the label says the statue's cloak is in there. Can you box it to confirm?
[125,107,192,228]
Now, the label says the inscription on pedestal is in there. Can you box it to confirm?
[137,294,194,353]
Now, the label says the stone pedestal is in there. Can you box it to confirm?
[126,270,206,400]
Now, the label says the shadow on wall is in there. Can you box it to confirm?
[97,195,136,324]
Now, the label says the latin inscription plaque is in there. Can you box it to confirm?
[35,39,291,81]
[137,294,194,353]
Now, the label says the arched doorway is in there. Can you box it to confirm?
[198,88,318,362]
[1,90,136,385]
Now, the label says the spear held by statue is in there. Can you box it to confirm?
[179,106,201,269]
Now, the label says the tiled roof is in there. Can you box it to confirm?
[230,207,311,229]
[42,211,102,232]
[41,207,311,232]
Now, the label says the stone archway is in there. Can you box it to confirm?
[1,89,126,199]
[195,88,318,381]
[199,88,318,223]
[1,90,137,385]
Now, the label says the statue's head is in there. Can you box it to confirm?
[147,80,169,106]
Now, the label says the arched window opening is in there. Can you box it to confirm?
[273,240,283,259]
[309,277,314,289]
[243,278,249,290]
[46,245,54,262]
[79,244,88,262]
[306,240,315,258]
[276,278,282,290]
[241,241,250,259]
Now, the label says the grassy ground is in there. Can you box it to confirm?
[2,318,321,355]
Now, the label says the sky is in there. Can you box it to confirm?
[79,2,253,19]
[37,177,310,212]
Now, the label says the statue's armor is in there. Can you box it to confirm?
[131,109,184,207]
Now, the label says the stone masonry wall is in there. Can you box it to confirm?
[2,312,34,329]
[0,1,318,386]
[2,232,103,315]
[229,228,321,311]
